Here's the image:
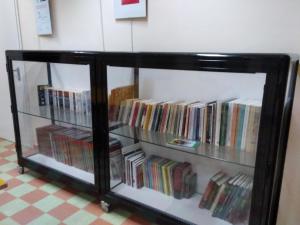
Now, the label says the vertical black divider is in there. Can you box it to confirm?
[47,62,55,125]
[134,66,139,144]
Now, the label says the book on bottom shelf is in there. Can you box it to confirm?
[117,141,252,225]
[120,143,197,199]
[36,125,124,176]
[200,171,253,225]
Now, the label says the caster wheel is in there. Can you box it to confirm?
[18,166,25,174]
[100,200,111,213]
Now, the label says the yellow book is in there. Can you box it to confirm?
[0,178,7,190]
[166,161,178,196]
[144,104,153,130]
[162,161,173,195]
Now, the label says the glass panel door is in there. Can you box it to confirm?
[107,65,265,225]
[13,60,94,184]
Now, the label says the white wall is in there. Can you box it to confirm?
[0,0,20,141]
[1,0,300,224]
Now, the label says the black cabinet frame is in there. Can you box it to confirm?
[6,50,299,225]
[6,50,101,195]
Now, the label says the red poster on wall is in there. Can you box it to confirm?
[122,0,139,5]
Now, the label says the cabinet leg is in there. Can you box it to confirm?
[18,166,25,174]
[100,200,111,213]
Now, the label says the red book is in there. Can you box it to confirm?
[131,102,140,127]
[180,106,187,136]
[122,0,139,5]
[172,162,190,199]
[159,104,169,132]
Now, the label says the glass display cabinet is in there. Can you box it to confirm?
[100,53,298,225]
[6,51,298,225]
[6,51,100,194]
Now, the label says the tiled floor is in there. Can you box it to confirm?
[0,138,151,225]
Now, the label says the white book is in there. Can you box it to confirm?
[81,92,86,114]
[69,91,75,112]
[187,103,204,140]
[75,92,82,113]
[241,104,250,150]
[225,101,234,146]
[129,154,144,186]
[125,151,144,185]
[44,87,49,106]
[214,101,222,146]
[82,91,90,114]
[52,89,57,109]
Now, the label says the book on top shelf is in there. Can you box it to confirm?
[113,97,262,153]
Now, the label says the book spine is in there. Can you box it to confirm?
[131,102,140,127]
[230,104,239,147]
[226,103,233,146]
[236,104,246,150]
[241,105,250,150]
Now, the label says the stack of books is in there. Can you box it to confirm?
[36,125,94,172]
[115,98,261,152]
[36,125,66,157]
[38,86,92,114]
[37,125,125,176]
[143,155,197,199]
[199,172,253,224]
[121,143,145,189]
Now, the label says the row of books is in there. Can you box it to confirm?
[143,155,197,199]
[114,98,261,152]
[121,144,197,199]
[199,171,252,224]
[38,85,92,114]
[36,125,94,173]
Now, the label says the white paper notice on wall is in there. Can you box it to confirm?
[35,0,52,35]
[114,0,146,19]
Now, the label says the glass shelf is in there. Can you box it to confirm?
[28,153,95,184]
[18,106,92,129]
[18,106,126,131]
[109,124,256,168]
[112,183,231,225]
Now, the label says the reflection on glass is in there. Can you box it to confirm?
[14,60,95,184]
[107,66,264,225]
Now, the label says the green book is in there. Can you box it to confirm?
[219,103,229,146]
[236,104,246,150]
